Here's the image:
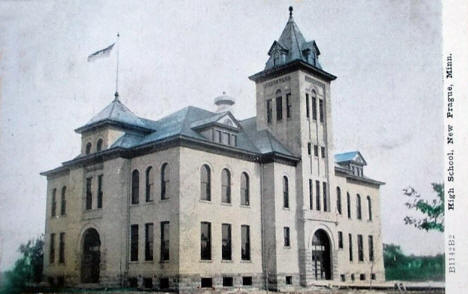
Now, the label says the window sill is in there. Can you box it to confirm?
[284,246,291,249]
[159,260,170,264]
[143,201,155,206]
[221,202,232,206]
[160,198,170,203]
[221,259,233,263]
[143,260,154,264]
[199,259,213,263]
[199,200,212,204]
[240,259,252,263]
[240,204,250,208]
[283,207,290,211]
[129,261,139,264]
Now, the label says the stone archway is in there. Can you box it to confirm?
[81,228,101,283]
[311,229,332,280]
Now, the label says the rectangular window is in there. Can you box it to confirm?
[97,175,103,209]
[323,182,328,212]
[50,233,55,263]
[360,274,366,281]
[51,189,57,217]
[60,187,66,215]
[311,96,317,121]
[145,223,154,261]
[222,224,232,260]
[201,222,211,260]
[315,180,321,211]
[242,276,252,286]
[86,177,92,210]
[231,134,237,146]
[314,145,318,157]
[286,276,292,285]
[368,235,374,262]
[319,99,324,122]
[358,234,364,261]
[161,222,170,261]
[216,130,222,143]
[201,278,212,288]
[307,143,311,155]
[309,179,313,210]
[223,277,233,287]
[306,93,310,118]
[266,99,272,123]
[143,278,153,289]
[286,93,292,118]
[371,273,376,280]
[276,96,283,121]
[347,193,351,219]
[130,224,138,261]
[284,227,290,247]
[59,232,65,263]
[159,278,169,289]
[241,225,250,260]
[321,146,326,158]
[338,231,343,249]
[349,234,353,262]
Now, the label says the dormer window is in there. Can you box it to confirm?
[85,143,92,155]
[96,139,103,152]
[213,128,237,147]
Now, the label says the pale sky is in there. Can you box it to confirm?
[0,1,443,271]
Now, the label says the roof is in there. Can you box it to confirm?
[334,151,367,166]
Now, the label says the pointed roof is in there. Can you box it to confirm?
[75,93,153,133]
[334,151,367,166]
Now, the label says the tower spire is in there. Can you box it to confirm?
[289,6,293,18]
[114,32,120,101]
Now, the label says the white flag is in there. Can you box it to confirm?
[87,43,115,62]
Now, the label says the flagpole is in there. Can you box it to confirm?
[115,33,120,100]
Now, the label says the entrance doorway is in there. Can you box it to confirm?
[311,229,331,280]
[81,228,101,283]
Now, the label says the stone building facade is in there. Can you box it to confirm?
[42,8,385,291]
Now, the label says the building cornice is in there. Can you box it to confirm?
[335,166,385,187]
[74,119,154,134]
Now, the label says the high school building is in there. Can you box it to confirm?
[42,7,385,291]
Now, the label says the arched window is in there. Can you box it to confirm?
[131,170,139,204]
[51,188,57,217]
[85,142,92,155]
[96,139,103,152]
[336,187,342,215]
[145,166,153,202]
[276,89,283,121]
[356,194,362,220]
[241,172,249,206]
[161,163,169,200]
[221,169,231,203]
[367,196,372,221]
[347,192,351,219]
[200,165,211,201]
[311,90,317,121]
[283,176,289,208]
[60,186,66,216]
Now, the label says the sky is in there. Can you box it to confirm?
[0,0,443,271]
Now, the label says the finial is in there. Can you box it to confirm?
[117,32,120,38]
[114,91,119,101]
[222,91,226,95]
[289,6,293,17]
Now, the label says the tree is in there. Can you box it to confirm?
[0,235,44,294]
[403,183,444,232]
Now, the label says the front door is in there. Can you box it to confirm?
[311,229,331,280]
[81,228,101,283]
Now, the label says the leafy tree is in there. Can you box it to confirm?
[0,235,44,294]
[403,183,444,232]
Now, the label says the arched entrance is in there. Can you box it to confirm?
[81,228,101,283]
[311,229,332,280]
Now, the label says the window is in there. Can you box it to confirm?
[161,222,170,261]
[96,139,103,152]
[338,231,343,249]
[323,182,328,212]
[371,273,376,280]
[314,145,318,157]
[315,180,321,211]
[161,163,169,200]
[159,278,169,289]
[368,235,374,262]
[201,278,212,288]
[242,277,252,286]
[60,186,66,215]
[241,172,249,206]
[200,165,211,201]
[286,93,292,118]
[145,223,154,261]
[222,224,232,260]
[131,170,139,205]
[340,274,346,282]
[266,99,273,123]
[349,234,353,262]
[321,146,326,158]
[286,276,292,285]
[143,278,152,289]
[50,233,55,263]
[86,177,92,210]
[59,232,65,263]
[85,142,92,154]
[319,99,324,123]
[130,224,138,261]
[358,235,364,261]
[360,274,366,281]
[241,225,250,260]
[312,95,317,120]
[309,179,313,210]
[306,93,310,118]
[51,188,57,217]
[356,194,362,220]
[97,175,103,208]
[223,277,233,287]
[221,132,230,144]
[307,143,311,155]
[145,166,153,202]
[347,192,351,218]
[283,176,289,208]
[284,227,290,247]
[221,169,231,204]
[231,134,237,146]
[276,96,283,121]
[336,187,342,214]
[351,274,355,281]
[367,196,373,220]
[201,222,211,260]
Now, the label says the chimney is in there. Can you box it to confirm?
[214,92,235,113]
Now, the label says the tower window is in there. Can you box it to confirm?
[131,170,139,205]
[338,231,343,249]
[367,196,373,221]
[85,142,92,154]
[276,96,283,121]
[312,96,317,120]
[323,182,328,212]
[96,139,103,152]
[51,188,57,217]
[319,99,324,123]
[306,93,310,118]
[315,180,321,211]
[336,187,342,214]
[347,192,351,218]
[60,186,66,215]
[314,145,318,157]
[86,177,92,210]
[284,227,290,247]
[283,176,289,208]
[286,93,292,118]
[309,179,313,210]
[97,175,103,208]
[357,194,362,220]
[307,143,311,155]
[266,99,273,124]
